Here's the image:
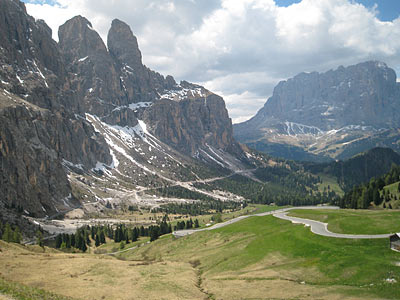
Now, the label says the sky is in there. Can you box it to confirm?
[22,0,400,123]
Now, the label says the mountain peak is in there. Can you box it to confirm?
[58,15,108,64]
[234,61,400,161]
[108,18,142,69]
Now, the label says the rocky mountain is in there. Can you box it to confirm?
[234,61,400,161]
[0,0,254,229]
[0,0,112,221]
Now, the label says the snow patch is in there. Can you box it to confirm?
[200,148,225,167]
[32,60,48,88]
[128,102,152,110]
[78,56,89,62]
[284,121,323,136]
[62,159,84,170]
[159,84,207,101]
[112,102,153,113]
[16,74,24,84]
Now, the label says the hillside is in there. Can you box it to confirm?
[305,147,400,192]
[339,163,400,209]
[234,61,400,162]
[1,209,400,299]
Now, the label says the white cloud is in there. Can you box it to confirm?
[24,0,400,122]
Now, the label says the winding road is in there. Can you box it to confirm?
[173,206,393,239]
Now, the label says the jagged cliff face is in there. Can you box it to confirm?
[144,93,237,156]
[0,0,112,218]
[234,62,400,161]
[57,14,242,159]
[0,0,247,223]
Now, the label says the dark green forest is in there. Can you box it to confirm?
[339,164,400,209]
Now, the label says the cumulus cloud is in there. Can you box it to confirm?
[23,0,400,123]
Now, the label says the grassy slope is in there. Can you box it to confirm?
[288,209,400,234]
[124,214,400,299]
[382,181,400,209]
[2,208,400,299]
[0,277,74,300]
[317,173,344,196]
[0,241,204,300]
[94,237,150,254]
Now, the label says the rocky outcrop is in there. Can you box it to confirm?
[59,16,127,116]
[143,94,239,156]
[239,61,400,131]
[0,94,69,217]
[234,61,400,161]
[0,0,112,218]
[58,16,242,158]
[107,19,175,103]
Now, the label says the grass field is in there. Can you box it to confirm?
[94,237,150,254]
[122,214,400,299]
[382,181,400,209]
[1,208,400,299]
[168,203,283,229]
[288,209,400,234]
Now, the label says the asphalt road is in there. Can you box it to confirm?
[173,206,393,239]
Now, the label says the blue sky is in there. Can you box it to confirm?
[275,0,400,21]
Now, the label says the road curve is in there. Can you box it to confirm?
[173,206,393,239]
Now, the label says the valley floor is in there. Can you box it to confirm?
[1,207,400,299]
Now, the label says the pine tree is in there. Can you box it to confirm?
[70,233,75,247]
[140,226,145,237]
[373,188,382,206]
[150,226,160,242]
[132,227,138,242]
[65,234,71,248]
[55,234,62,248]
[85,231,91,246]
[36,230,43,247]
[81,240,87,253]
[12,226,21,243]
[194,219,200,228]
[125,233,130,244]
[100,230,106,244]
[3,223,12,242]
[95,234,100,247]
[119,241,125,250]
[75,233,83,250]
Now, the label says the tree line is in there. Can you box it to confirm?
[338,164,400,209]
[154,200,246,216]
[0,222,22,244]
[174,218,200,230]
[54,216,173,252]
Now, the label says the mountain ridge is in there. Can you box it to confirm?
[234,61,400,161]
[0,0,255,227]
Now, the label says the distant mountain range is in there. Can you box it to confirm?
[234,61,400,161]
